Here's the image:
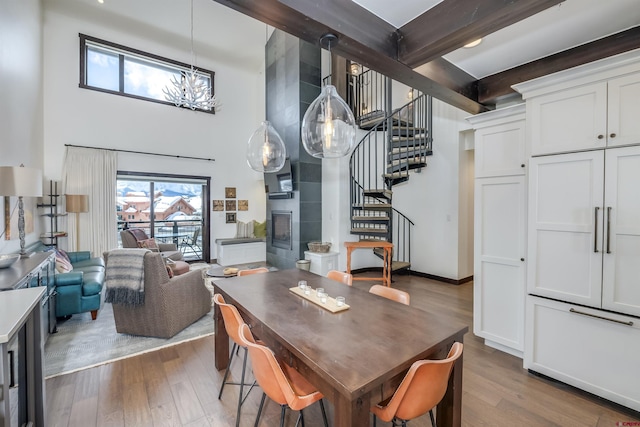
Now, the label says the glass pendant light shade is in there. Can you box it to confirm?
[246,120,286,173]
[301,84,356,158]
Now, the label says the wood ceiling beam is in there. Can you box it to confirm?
[211,0,488,113]
[398,0,563,69]
[477,26,640,104]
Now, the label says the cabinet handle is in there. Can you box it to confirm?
[606,207,612,254]
[8,350,15,387]
[520,258,525,262]
[597,134,604,140]
[593,207,599,253]
[520,164,525,168]
[610,133,616,138]
[570,308,633,326]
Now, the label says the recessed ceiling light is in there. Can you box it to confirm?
[463,38,482,48]
[98,0,104,3]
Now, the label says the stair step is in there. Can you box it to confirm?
[388,157,425,168]
[391,261,411,272]
[363,189,392,200]
[352,203,392,211]
[391,133,428,143]
[352,215,390,222]
[350,227,388,235]
[382,171,409,179]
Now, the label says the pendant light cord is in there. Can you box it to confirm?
[190,0,195,67]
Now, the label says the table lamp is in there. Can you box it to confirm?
[65,194,88,251]
[0,165,43,257]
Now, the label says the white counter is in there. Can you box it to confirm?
[0,287,45,343]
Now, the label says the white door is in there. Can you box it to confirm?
[607,72,640,148]
[474,176,526,352]
[529,82,607,156]
[602,146,640,316]
[528,151,604,307]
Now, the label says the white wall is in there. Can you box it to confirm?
[42,2,266,258]
[0,0,44,254]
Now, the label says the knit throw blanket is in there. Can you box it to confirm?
[104,249,147,306]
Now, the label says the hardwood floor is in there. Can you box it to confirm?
[46,274,640,426]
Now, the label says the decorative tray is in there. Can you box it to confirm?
[289,287,350,313]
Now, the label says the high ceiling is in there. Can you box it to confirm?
[212,0,640,113]
[49,0,640,114]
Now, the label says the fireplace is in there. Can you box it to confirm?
[272,211,292,250]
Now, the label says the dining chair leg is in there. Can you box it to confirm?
[235,347,249,427]
[279,405,287,427]
[254,393,266,427]
[373,414,377,427]
[218,342,238,399]
[429,409,436,427]
[294,410,303,427]
[319,399,328,427]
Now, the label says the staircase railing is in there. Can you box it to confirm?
[350,93,432,202]
[349,91,432,268]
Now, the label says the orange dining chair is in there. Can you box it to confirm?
[371,342,463,427]
[213,294,257,427]
[369,284,411,305]
[327,269,353,286]
[237,323,329,427]
[237,267,270,276]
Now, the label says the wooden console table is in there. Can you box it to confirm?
[344,241,393,287]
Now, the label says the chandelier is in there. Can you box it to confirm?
[163,0,220,112]
[246,121,286,173]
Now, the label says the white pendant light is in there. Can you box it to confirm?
[301,34,356,158]
[246,120,286,173]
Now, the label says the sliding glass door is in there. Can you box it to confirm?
[116,172,210,262]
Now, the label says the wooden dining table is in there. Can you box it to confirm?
[213,269,468,427]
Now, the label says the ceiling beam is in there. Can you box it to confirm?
[211,0,488,113]
[398,0,563,69]
[477,26,640,104]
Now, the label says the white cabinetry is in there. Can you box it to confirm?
[468,104,527,357]
[516,49,640,411]
[528,146,640,316]
[526,296,640,411]
[523,65,640,156]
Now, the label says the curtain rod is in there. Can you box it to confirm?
[64,144,215,162]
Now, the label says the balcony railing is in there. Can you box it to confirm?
[117,219,203,261]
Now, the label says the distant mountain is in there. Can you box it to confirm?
[117,180,201,197]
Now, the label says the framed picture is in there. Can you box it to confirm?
[226,212,237,223]
[225,187,236,198]
[238,200,248,211]
[212,200,224,211]
[226,200,236,211]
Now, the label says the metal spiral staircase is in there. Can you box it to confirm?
[348,70,433,272]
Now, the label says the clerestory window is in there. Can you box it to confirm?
[79,34,215,113]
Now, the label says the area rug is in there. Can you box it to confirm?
[44,265,215,378]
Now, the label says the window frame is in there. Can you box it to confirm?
[79,33,216,114]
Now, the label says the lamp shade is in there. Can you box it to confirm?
[301,85,356,158]
[66,194,89,213]
[0,166,43,197]
[246,121,287,173]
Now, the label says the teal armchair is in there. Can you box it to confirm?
[55,251,105,320]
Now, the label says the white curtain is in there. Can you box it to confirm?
[62,146,117,256]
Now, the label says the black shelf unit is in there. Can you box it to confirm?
[37,180,66,248]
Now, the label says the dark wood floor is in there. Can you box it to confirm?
[46,274,640,426]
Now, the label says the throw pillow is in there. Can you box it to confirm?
[235,221,254,238]
[54,250,73,273]
[137,238,159,252]
[253,220,267,238]
[58,248,72,264]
